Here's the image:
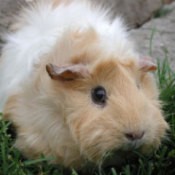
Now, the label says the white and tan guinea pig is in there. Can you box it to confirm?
[0,0,169,168]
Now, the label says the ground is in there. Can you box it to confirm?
[131,2,175,68]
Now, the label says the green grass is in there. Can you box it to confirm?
[154,6,173,18]
[0,59,175,175]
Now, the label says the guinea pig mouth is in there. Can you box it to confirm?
[102,150,137,169]
[101,149,140,169]
[100,142,150,169]
[123,140,144,150]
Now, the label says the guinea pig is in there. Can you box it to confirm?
[0,0,169,168]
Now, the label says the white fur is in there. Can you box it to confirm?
[0,0,137,111]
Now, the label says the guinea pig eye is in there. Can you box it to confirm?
[91,86,107,106]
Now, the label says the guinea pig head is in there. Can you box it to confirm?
[46,57,169,164]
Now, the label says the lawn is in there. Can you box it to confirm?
[0,58,175,175]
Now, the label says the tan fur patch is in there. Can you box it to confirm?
[4,95,19,120]
[52,0,72,8]
[71,27,98,50]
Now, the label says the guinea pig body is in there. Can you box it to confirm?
[0,0,169,168]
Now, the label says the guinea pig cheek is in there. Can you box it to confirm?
[138,105,169,153]
[69,110,122,162]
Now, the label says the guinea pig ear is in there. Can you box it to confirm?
[139,56,157,72]
[46,63,89,81]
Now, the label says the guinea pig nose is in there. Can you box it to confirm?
[125,131,144,141]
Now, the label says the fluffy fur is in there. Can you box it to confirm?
[0,0,168,168]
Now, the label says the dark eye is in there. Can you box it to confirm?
[91,86,107,106]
